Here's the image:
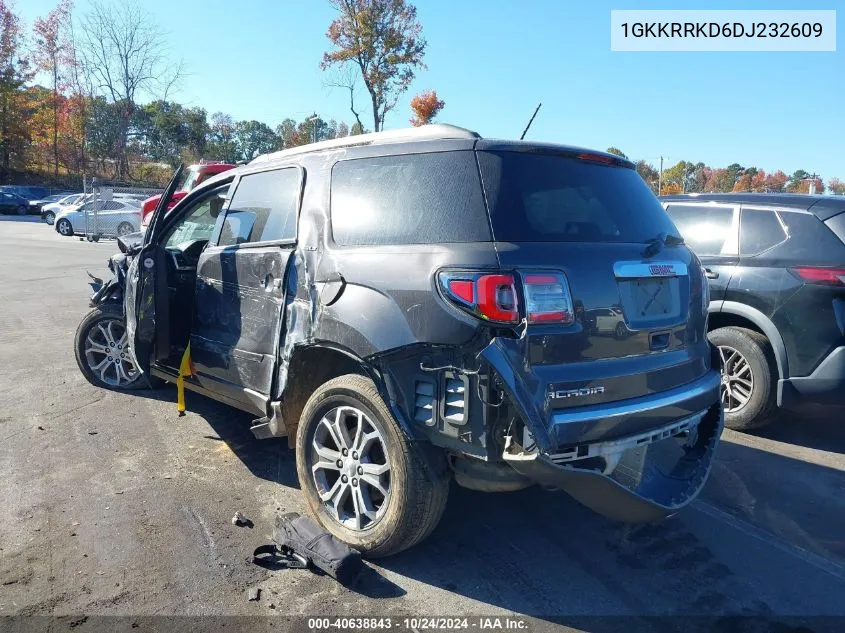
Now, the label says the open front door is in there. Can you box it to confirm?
[125,165,184,374]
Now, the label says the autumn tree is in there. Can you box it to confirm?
[322,0,426,132]
[764,170,788,192]
[606,147,627,159]
[829,177,845,195]
[635,160,659,193]
[0,0,32,177]
[33,0,73,177]
[409,89,444,126]
[81,0,184,178]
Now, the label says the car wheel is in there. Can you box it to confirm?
[56,218,73,236]
[614,322,627,339]
[708,327,777,431]
[44,211,55,225]
[74,305,148,391]
[17,204,27,216]
[116,222,134,237]
[296,374,450,558]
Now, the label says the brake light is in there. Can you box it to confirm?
[523,273,574,324]
[576,152,617,166]
[790,267,845,286]
[447,279,474,304]
[439,270,574,325]
[476,274,518,322]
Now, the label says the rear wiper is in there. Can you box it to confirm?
[642,232,684,258]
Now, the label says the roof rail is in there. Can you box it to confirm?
[249,123,480,165]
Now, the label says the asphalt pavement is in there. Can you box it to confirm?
[1,216,844,633]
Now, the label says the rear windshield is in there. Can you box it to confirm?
[478,151,679,243]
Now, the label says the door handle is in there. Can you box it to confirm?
[704,268,719,279]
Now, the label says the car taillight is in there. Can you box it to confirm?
[439,270,574,325]
[476,274,519,322]
[522,273,574,324]
[790,267,845,286]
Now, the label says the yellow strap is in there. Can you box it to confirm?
[177,343,192,414]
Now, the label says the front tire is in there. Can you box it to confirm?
[709,327,777,431]
[74,305,147,391]
[116,222,134,237]
[295,374,450,558]
[56,218,73,236]
[17,204,27,216]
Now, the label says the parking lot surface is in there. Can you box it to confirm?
[1,217,845,632]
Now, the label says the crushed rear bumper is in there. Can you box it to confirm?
[503,404,722,522]
[480,337,723,522]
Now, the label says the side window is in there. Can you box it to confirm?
[740,209,787,256]
[103,201,123,211]
[217,168,300,247]
[665,204,736,256]
[330,151,491,246]
[163,186,229,249]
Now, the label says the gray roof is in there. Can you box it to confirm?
[659,193,845,221]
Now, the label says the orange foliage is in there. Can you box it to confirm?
[409,89,445,126]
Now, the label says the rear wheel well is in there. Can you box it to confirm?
[279,345,371,443]
[708,312,764,337]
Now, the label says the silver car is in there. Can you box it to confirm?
[54,199,142,238]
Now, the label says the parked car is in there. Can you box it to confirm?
[661,193,845,430]
[0,191,31,215]
[41,193,88,225]
[0,185,50,201]
[139,162,236,230]
[29,193,71,215]
[55,198,141,237]
[74,125,723,557]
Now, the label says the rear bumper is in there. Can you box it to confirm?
[548,371,721,446]
[778,346,845,408]
[505,403,723,523]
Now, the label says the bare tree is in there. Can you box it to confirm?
[323,65,366,133]
[80,0,183,178]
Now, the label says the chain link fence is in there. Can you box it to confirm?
[82,181,164,242]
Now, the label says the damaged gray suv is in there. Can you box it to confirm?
[74,124,723,557]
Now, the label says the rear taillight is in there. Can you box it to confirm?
[439,270,574,325]
[476,274,519,322]
[523,273,574,324]
[790,267,845,286]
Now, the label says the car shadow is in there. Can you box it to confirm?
[0,214,42,223]
[379,439,845,625]
[135,385,300,489]
[747,405,845,454]
[129,385,845,624]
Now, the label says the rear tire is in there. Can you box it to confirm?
[295,374,450,558]
[16,204,27,216]
[116,222,134,237]
[708,326,777,431]
[44,211,55,225]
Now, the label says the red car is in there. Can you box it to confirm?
[140,162,235,229]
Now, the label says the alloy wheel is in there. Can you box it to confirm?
[44,211,55,225]
[718,345,754,413]
[57,219,72,236]
[310,405,391,531]
[83,317,140,387]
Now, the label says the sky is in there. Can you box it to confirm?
[16,0,845,179]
